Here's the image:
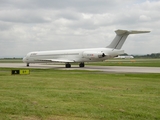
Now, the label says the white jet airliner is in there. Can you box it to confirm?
[115,55,134,59]
[23,29,150,68]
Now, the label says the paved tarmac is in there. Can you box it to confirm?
[0,63,160,73]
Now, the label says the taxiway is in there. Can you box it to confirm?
[0,63,160,73]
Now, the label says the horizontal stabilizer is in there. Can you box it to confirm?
[115,30,150,35]
[107,29,150,49]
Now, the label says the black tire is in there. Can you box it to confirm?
[65,63,71,68]
[79,62,85,67]
[27,63,29,67]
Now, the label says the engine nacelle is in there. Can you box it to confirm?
[82,51,106,59]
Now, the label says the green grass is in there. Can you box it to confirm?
[87,58,160,67]
[0,68,160,120]
[0,59,23,63]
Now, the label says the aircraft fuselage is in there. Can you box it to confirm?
[23,48,124,63]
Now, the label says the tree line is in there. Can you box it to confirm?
[133,53,160,58]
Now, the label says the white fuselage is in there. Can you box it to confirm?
[23,48,124,63]
[23,29,150,68]
[115,55,134,59]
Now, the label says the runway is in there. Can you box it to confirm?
[0,63,160,73]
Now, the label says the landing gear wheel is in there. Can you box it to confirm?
[65,63,71,68]
[79,62,85,67]
[27,63,29,67]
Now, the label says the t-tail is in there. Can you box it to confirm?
[107,29,150,50]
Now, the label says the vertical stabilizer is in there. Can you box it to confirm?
[107,29,150,49]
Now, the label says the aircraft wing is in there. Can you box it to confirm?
[38,59,75,63]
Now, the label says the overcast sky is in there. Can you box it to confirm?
[0,0,160,57]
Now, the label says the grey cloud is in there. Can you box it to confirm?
[0,9,51,23]
[0,0,159,57]
[0,0,132,13]
[0,22,13,31]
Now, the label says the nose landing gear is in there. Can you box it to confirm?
[27,63,29,67]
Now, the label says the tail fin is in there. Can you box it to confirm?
[107,29,150,49]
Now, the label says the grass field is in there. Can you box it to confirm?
[0,59,22,63]
[0,68,160,120]
[87,59,160,67]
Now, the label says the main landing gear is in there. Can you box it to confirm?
[79,62,85,67]
[65,62,85,68]
[65,63,71,68]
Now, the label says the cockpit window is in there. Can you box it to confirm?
[30,53,37,56]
